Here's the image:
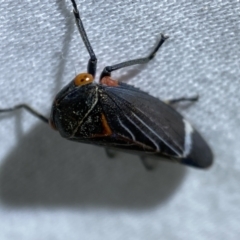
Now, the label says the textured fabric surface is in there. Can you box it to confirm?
[0,0,239,239]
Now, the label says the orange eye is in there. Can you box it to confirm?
[74,73,94,86]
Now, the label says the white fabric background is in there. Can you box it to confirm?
[0,0,239,239]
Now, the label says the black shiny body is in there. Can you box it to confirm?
[50,79,213,169]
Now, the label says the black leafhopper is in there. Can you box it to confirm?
[0,0,213,170]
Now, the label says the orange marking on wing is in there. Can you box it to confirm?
[101,113,112,136]
[90,113,112,138]
[100,76,119,87]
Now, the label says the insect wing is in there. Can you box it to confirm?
[99,82,213,168]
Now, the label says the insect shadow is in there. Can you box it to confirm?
[0,121,186,209]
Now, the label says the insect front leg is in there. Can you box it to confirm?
[100,34,169,80]
[0,104,48,123]
[71,0,97,77]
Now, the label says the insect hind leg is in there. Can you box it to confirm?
[0,104,48,123]
[140,156,158,171]
[105,148,117,158]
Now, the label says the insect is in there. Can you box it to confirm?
[0,0,213,170]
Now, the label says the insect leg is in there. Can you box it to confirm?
[71,0,97,77]
[165,95,199,105]
[0,104,48,124]
[100,34,169,79]
[105,148,116,158]
[140,156,158,171]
